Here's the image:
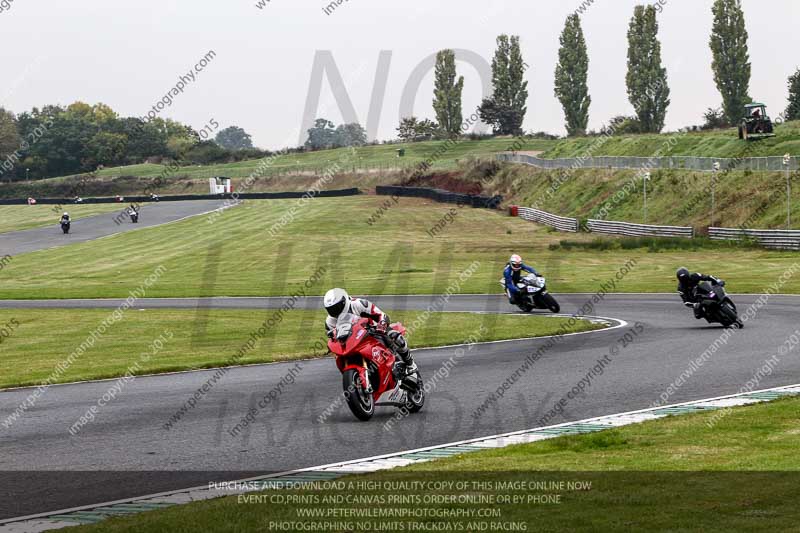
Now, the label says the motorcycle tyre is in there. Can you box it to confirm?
[343,369,374,421]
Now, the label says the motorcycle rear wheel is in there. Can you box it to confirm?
[403,375,425,413]
[342,369,374,421]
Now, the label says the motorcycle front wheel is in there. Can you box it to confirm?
[342,369,374,421]
[720,302,742,329]
[541,293,561,314]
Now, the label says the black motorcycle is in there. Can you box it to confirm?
[692,280,743,329]
[60,220,70,234]
[501,274,561,314]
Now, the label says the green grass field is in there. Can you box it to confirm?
[73,397,800,532]
[0,204,126,234]
[0,197,798,300]
[0,309,598,389]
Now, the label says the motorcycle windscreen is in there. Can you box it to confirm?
[328,313,370,355]
[696,281,717,297]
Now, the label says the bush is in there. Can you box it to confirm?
[528,131,561,140]
[701,107,729,130]
[466,132,496,141]
[604,116,644,135]
[184,141,229,165]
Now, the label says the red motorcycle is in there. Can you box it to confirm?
[328,313,425,421]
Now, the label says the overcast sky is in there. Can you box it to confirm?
[1,0,798,149]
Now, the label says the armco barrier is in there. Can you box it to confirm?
[516,207,578,232]
[709,227,800,250]
[376,186,502,209]
[586,219,694,238]
[0,189,361,206]
[498,152,800,173]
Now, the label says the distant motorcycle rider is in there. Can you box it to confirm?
[60,212,70,224]
[323,288,417,374]
[504,254,540,305]
[676,267,725,319]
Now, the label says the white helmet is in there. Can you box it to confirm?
[509,254,523,271]
[324,288,350,318]
[63,212,69,217]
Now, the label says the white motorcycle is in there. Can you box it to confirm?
[501,274,561,313]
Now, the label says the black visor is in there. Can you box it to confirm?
[325,298,347,318]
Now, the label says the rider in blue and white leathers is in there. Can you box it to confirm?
[503,254,540,305]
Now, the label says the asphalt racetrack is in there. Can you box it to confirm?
[1,293,799,520]
[0,200,232,256]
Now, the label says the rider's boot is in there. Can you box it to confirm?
[399,350,418,375]
[389,331,417,375]
[693,303,705,320]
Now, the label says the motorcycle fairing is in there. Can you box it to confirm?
[375,382,408,407]
[328,313,401,401]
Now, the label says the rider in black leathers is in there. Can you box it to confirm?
[676,267,724,319]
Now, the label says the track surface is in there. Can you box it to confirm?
[1,293,799,520]
[0,200,230,256]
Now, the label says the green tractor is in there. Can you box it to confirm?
[738,103,776,140]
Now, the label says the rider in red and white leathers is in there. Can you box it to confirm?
[324,288,417,373]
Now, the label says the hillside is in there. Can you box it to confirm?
[5,125,800,224]
[39,137,555,182]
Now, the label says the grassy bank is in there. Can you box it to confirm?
[8,124,799,201]
[0,137,553,200]
[74,396,800,532]
[0,197,798,299]
[541,120,800,158]
[75,137,551,180]
[0,309,598,389]
[489,164,800,230]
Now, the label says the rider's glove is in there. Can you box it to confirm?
[376,316,389,333]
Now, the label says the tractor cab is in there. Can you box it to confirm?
[747,104,766,118]
[739,103,776,140]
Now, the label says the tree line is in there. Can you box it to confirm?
[0,102,261,182]
[396,0,800,142]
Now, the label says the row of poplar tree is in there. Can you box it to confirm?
[422,0,800,139]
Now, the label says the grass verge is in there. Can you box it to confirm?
[74,396,800,532]
[0,204,127,234]
[0,197,798,299]
[0,309,600,389]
